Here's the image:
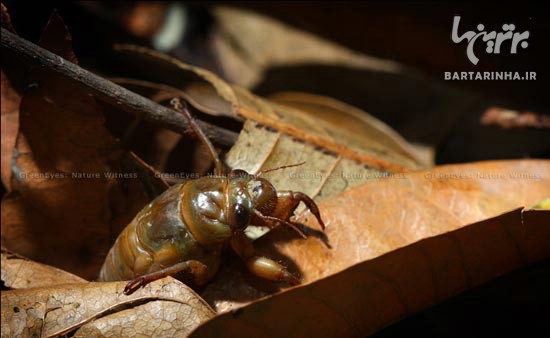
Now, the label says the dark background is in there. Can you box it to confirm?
[2,2,549,337]
[236,2,549,111]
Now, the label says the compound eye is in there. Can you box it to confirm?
[232,203,251,229]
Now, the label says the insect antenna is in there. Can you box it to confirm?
[256,162,306,177]
[171,98,224,175]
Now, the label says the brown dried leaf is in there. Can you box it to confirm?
[114,44,239,118]
[1,248,85,289]
[1,73,119,278]
[201,160,550,313]
[115,47,423,170]
[192,207,549,338]
[0,14,166,279]
[73,300,209,338]
[210,6,403,88]
[1,277,214,338]
[225,91,425,239]
[269,92,432,167]
[37,11,78,65]
[0,3,15,33]
[0,70,20,190]
[112,48,425,218]
[230,89,423,172]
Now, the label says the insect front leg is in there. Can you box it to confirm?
[270,191,325,230]
[123,260,208,295]
[230,231,300,285]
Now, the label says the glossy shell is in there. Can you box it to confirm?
[98,178,226,283]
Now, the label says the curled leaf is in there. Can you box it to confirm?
[211,6,403,88]
[1,248,85,289]
[193,206,549,338]
[0,70,20,190]
[269,92,431,167]
[1,277,214,338]
[1,13,167,279]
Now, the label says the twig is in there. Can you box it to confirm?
[0,28,238,147]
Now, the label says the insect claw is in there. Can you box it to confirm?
[315,214,326,231]
[293,192,325,231]
[281,270,301,286]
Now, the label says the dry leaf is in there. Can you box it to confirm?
[0,70,20,190]
[1,277,214,338]
[0,3,15,33]
[0,13,166,279]
[230,88,423,171]
[112,47,426,221]
[210,6,403,88]
[269,92,431,167]
[192,207,548,338]
[109,46,429,243]
[201,159,549,312]
[73,300,206,338]
[225,91,426,240]
[1,248,86,289]
[114,44,239,118]
[36,10,78,65]
[1,5,21,191]
[108,48,433,202]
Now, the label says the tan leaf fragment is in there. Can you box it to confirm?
[269,92,432,167]
[0,70,21,191]
[1,14,167,279]
[73,300,210,338]
[211,6,404,88]
[226,91,426,241]
[1,277,214,338]
[1,248,86,289]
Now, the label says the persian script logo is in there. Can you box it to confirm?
[451,16,529,65]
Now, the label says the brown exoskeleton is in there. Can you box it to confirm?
[98,98,325,294]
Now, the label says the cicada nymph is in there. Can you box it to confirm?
[98,98,325,294]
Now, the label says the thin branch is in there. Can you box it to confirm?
[0,27,238,147]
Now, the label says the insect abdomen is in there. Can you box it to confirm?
[99,183,197,282]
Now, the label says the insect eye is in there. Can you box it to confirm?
[232,203,250,229]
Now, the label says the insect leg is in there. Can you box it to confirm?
[271,191,325,230]
[123,260,208,295]
[230,231,300,285]
[170,97,224,175]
